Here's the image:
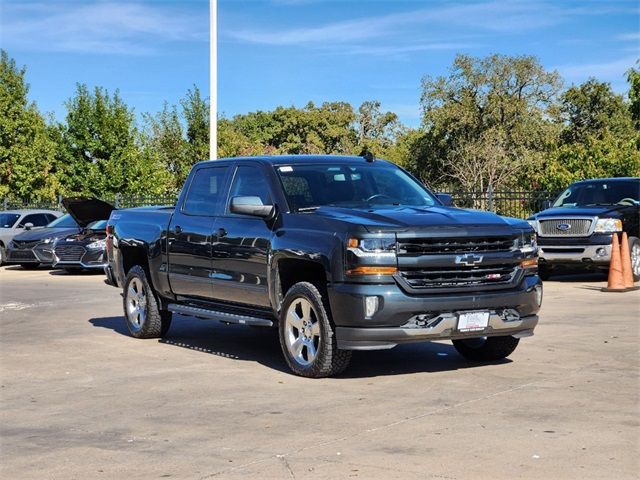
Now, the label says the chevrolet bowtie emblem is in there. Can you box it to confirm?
[455,253,483,266]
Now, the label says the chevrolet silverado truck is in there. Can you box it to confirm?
[527,177,639,281]
[105,155,542,377]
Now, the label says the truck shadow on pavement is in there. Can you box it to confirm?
[89,315,511,378]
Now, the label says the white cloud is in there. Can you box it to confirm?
[616,32,640,42]
[226,0,610,47]
[0,1,207,55]
[556,55,638,83]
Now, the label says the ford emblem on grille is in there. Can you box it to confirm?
[455,253,483,266]
[556,223,571,231]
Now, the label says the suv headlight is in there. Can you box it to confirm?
[86,239,107,250]
[346,235,397,275]
[594,218,622,233]
[515,231,537,253]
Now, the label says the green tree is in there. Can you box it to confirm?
[181,86,210,164]
[419,54,562,191]
[355,100,403,157]
[0,50,59,201]
[628,63,640,127]
[559,78,635,144]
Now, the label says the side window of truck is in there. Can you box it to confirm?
[227,166,273,212]
[182,167,228,216]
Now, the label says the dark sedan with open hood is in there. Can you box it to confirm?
[52,198,115,271]
[5,214,79,268]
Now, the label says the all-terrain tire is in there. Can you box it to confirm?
[123,265,172,338]
[452,336,520,361]
[279,282,351,378]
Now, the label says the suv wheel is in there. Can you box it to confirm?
[279,282,351,378]
[123,265,172,338]
[452,336,520,361]
[629,236,640,282]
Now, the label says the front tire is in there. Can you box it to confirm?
[279,282,351,378]
[628,236,640,282]
[452,336,520,361]
[123,265,172,338]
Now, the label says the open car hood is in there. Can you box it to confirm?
[62,197,115,228]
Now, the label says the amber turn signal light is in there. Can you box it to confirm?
[346,266,397,275]
[520,258,538,269]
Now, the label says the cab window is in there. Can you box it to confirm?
[182,167,228,216]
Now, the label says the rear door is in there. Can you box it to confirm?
[210,163,276,307]
[167,165,230,300]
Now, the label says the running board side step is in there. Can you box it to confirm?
[167,303,274,327]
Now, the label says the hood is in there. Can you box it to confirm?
[312,206,530,232]
[62,197,115,227]
[11,227,80,243]
[531,204,629,219]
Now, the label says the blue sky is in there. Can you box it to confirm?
[1,0,638,127]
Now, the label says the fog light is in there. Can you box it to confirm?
[535,285,543,307]
[596,247,606,257]
[365,296,379,318]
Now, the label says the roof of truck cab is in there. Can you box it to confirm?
[572,177,639,183]
[194,155,392,167]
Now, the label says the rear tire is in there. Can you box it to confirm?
[279,282,351,378]
[452,336,520,361]
[123,265,172,338]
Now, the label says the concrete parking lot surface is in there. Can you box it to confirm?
[1,266,638,479]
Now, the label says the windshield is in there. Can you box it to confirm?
[87,220,107,230]
[276,163,438,211]
[553,180,640,208]
[0,213,20,228]
[46,214,79,228]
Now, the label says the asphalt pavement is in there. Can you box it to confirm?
[1,265,638,479]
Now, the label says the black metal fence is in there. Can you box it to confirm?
[3,189,558,219]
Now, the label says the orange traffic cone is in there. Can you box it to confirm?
[602,233,627,292]
[620,231,639,291]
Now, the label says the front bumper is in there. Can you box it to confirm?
[328,275,542,350]
[539,244,610,265]
[5,245,55,265]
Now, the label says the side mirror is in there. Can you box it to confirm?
[436,193,453,207]
[23,222,34,230]
[541,200,552,210]
[230,196,276,220]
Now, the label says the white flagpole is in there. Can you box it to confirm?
[210,0,217,159]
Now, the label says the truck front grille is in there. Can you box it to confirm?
[55,245,85,262]
[399,264,518,289]
[539,218,592,236]
[398,236,514,256]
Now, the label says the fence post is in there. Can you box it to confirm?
[114,193,121,209]
[3,198,7,210]
[487,184,494,212]
[57,194,63,211]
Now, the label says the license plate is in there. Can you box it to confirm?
[457,311,490,332]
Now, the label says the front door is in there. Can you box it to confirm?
[167,165,228,300]
[211,164,275,307]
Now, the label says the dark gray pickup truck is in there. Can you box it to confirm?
[105,155,542,377]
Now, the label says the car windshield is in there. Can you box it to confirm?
[553,180,640,207]
[275,163,438,211]
[0,213,20,228]
[87,220,107,230]
[47,214,79,228]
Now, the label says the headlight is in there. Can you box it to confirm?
[515,231,537,253]
[347,237,396,258]
[86,239,107,250]
[42,238,53,244]
[594,218,622,233]
[526,220,537,232]
[346,235,397,276]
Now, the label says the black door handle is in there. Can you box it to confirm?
[175,225,182,234]
[217,228,227,238]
